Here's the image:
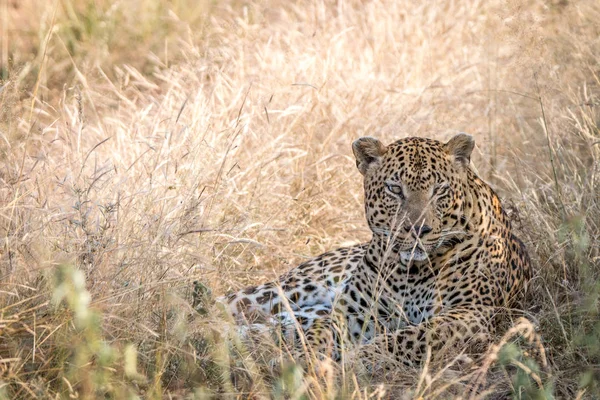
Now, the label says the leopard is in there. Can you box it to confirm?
[215,133,532,368]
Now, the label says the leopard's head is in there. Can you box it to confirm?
[353,133,474,262]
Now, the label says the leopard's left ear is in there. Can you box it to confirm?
[445,133,474,166]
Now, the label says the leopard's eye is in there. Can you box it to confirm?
[385,183,404,198]
[432,183,451,197]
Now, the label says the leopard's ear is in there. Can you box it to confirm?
[352,137,387,175]
[445,133,474,166]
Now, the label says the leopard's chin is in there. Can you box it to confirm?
[399,246,429,262]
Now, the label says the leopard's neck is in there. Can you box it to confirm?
[462,169,511,239]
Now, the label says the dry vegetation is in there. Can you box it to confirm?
[1,0,599,398]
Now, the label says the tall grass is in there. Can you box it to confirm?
[1,0,599,398]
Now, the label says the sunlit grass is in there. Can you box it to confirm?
[1,0,599,398]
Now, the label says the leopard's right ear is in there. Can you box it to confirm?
[352,137,387,175]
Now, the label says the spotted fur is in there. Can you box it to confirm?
[217,134,532,366]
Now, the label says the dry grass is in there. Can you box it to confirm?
[1,0,599,398]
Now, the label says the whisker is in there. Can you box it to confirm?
[439,230,468,236]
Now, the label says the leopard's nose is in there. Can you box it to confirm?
[404,224,432,238]
[417,225,432,238]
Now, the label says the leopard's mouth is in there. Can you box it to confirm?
[372,228,436,261]
[397,241,437,263]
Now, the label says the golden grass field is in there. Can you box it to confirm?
[1,0,599,398]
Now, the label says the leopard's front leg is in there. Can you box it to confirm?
[360,305,495,368]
